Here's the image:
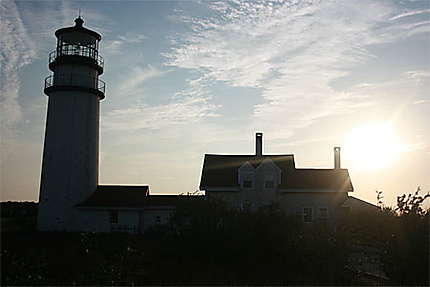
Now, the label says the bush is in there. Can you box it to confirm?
[4,191,428,286]
[164,198,358,285]
[380,188,430,286]
[340,188,429,286]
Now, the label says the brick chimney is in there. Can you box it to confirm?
[334,146,341,169]
[256,132,263,156]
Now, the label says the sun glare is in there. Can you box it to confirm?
[343,122,403,171]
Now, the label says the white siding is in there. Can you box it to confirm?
[74,209,141,234]
[142,207,173,231]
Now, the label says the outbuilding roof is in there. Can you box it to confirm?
[75,186,203,209]
[76,185,149,208]
[341,196,379,212]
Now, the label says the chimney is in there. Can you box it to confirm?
[334,146,341,169]
[256,132,263,156]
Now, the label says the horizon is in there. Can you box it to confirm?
[1,0,429,207]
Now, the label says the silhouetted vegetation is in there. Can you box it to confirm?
[379,188,429,286]
[1,190,429,286]
[340,188,429,286]
[163,198,358,286]
[1,201,37,233]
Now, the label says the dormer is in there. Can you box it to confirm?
[256,158,282,190]
[238,162,255,190]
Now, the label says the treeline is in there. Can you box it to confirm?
[1,190,429,286]
[1,201,38,232]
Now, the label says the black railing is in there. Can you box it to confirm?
[49,44,104,68]
[44,74,106,94]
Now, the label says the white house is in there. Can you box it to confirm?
[199,133,376,229]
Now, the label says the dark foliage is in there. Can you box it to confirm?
[2,232,149,286]
[340,188,430,286]
[2,190,429,286]
[1,201,38,232]
[380,188,430,286]
[165,198,357,286]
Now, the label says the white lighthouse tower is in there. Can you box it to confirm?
[38,17,105,231]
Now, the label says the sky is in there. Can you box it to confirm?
[1,0,429,207]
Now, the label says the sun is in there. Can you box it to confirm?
[343,122,403,171]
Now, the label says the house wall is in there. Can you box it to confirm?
[74,207,176,234]
[74,210,111,233]
[142,207,173,231]
[208,189,277,209]
[208,189,348,227]
[118,211,141,233]
[229,158,282,208]
[277,192,348,226]
[74,209,141,234]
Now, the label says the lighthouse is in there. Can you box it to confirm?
[38,17,105,231]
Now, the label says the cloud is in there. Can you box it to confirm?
[0,0,102,130]
[164,0,411,138]
[389,8,430,21]
[102,91,219,132]
[103,61,222,133]
[404,69,430,82]
[0,0,111,158]
[0,0,37,127]
[102,33,146,58]
[113,65,166,98]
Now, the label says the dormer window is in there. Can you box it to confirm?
[264,173,275,189]
[238,162,255,190]
[242,172,253,189]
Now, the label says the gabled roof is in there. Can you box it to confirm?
[200,154,295,188]
[76,185,149,208]
[283,168,354,191]
[199,154,353,192]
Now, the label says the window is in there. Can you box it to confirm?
[110,211,118,224]
[302,207,313,223]
[317,207,329,221]
[242,172,253,189]
[243,180,252,188]
[264,173,275,189]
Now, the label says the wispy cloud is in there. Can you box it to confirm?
[103,33,146,58]
[103,62,220,133]
[0,0,36,127]
[103,91,219,131]
[404,69,430,82]
[413,100,430,105]
[164,0,427,138]
[0,0,111,158]
[114,65,166,98]
[389,8,430,21]
[0,0,99,131]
